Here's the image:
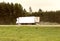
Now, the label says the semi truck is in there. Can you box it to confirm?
[16,16,40,25]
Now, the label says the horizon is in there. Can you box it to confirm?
[0,0,60,12]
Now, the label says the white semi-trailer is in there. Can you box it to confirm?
[16,16,40,25]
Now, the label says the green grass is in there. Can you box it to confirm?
[0,25,60,41]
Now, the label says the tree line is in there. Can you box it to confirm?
[0,2,60,24]
[0,2,23,24]
[31,9,60,24]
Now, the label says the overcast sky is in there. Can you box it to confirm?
[0,0,60,12]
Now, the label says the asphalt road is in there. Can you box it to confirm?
[0,25,60,27]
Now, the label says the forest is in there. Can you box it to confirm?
[0,2,60,24]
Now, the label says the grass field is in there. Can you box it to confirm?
[0,25,60,41]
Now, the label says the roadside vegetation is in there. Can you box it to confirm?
[0,26,60,41]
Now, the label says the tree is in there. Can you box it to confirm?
[23,9,27,16]
[29,6,32,14]
[38,9,42,12]
[0,2,23,24]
